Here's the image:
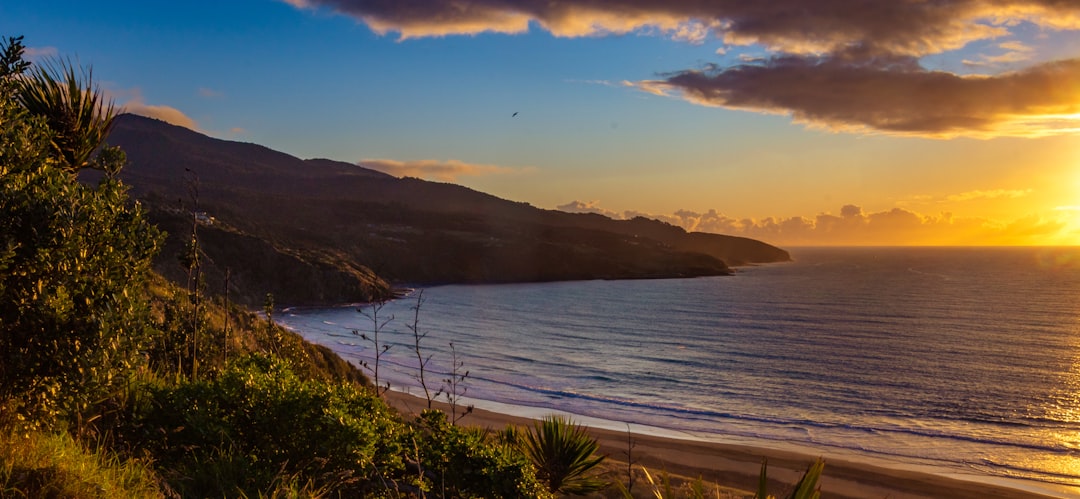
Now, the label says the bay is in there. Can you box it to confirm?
[277,247,1080,495]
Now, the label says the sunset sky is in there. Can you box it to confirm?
[6,1,1080,246]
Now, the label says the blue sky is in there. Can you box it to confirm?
[6,1,1080,245]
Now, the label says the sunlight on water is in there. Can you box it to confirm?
[1034,247,1080,270]
[280,247,1080,496]
[1030,321,1080,487]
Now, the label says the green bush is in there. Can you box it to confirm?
[0,36,162,430]
[122,354,404,497]
[412,409,552,499]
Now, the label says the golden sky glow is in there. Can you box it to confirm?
[11,1,1080,246]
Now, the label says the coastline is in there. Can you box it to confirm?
[383,389,1072,499]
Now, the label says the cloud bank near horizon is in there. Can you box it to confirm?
[556,200,1072,246]
[283,0,1080,138]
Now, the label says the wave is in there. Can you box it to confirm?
[278,247,1080,492]
[470,378,1080,456]
[975,459,1080,486]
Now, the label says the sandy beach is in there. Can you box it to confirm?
[384,390,1068,499]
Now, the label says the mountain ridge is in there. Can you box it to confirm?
[105,114,790,305]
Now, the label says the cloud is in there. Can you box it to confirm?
[945,188,1032,202]
[108,87,200,131]
[556,200,622,218]
[556,201,1072,245]
[124,102,200,130]
[24,46,58,61]
[357,158,527,181]
[198,87,223,98]
[283,0,1080,138]
[635,56,1080,138]
[281,1,1080,54]
[963,39,1037,67]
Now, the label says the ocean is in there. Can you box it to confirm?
[276,247,1080,496]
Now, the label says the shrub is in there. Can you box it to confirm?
[0,36,162,430]
[412,409,552,499]
[122,354,404,497]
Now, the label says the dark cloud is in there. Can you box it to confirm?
[284,1,1080,56]
[638,56,1080,137]
[284,0,1080,137]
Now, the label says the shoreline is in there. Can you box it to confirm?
[383,389,1074,499]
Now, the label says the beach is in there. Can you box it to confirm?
[385,390,1066,499]
[281,250,1080,497]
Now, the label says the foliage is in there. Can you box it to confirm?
[412,409,552,499]
[120,354,403,497]
[756,458,823,499]
[521,415,607,495]
[0,36,49,178]
[13,51,118,172]
[618,458,826,499]
[0,428,162,499]
[0,36,162,430]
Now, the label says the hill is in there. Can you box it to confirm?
[104,114,790,305]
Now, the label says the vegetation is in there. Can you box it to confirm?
[0,35,821,499]
[119,354,404,497]
[0,35,161,431]
[13,51,118,172]
[757,458,824,499]
[521,415,607,495]
[0,429,161,499]
[412,410,551,498]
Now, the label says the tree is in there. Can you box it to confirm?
[13,49,117,173]
[0,36,162,429]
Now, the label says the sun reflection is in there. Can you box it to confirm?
[1034,247,1080,269]
[1031,315,1080,485]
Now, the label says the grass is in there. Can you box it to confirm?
[0,429,163,499]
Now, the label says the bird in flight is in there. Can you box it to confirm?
[512,112,518,117]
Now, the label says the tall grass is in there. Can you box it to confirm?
[0,429,162,499]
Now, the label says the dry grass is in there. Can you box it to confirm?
[0,429,163,499]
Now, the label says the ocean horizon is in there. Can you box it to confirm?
[278,246,1080,497]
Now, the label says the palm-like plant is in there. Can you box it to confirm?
[14,56,117,172]
[522,415,607,495]
[757,457,824,499]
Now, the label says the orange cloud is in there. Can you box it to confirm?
[357,158,527,181]
[123,103,199,130]
[107,87,200,131]
[559,201,1073,246]
[945,188,1033,202]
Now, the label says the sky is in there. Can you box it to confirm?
[5,0,1080,246]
